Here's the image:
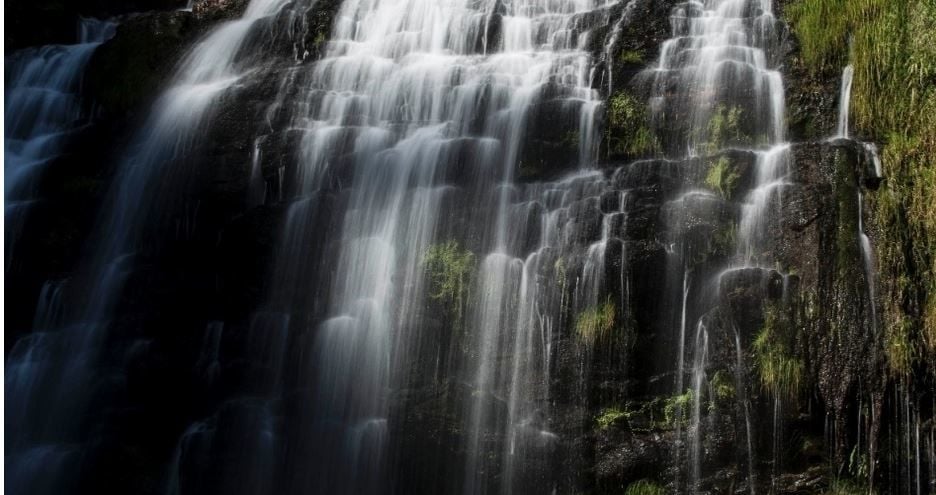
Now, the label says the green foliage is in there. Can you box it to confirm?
[423,241,475,321]
[619,49,644,65]
[848,445,871,480]
[595,407,630,430]
[786,0,936,371]
[884,316,914,378]
[624,480,666,495]
[576,299,616,344]
[704,156,742,199]
[710,370,735,402]
[314,31,327,50]
[628,126,661,156]
[823,478,876,495]
[700,104,746,154]
[712,222,737,258]
[606,91,661,157]
[752,306,805,402]
[663,389,693,427]
[609,92,642,129]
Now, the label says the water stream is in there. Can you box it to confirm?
[4,18,116,269]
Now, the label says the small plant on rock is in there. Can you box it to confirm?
[576,299,617,344]
[705,156,742,199]
[624,479,666,495]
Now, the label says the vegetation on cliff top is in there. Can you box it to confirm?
[785,0,936,375]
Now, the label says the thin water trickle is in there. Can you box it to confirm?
[836,65,854,139]
[689,320,709,495]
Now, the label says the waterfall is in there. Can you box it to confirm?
[4,3,296,494]
[601,0,639,94]
[833,64,880,333]
[643,0,786,155]
[4,18,116,269]
[229,0,623,492]
[738,144,791,266]
[11,0,925,492]
[640,0,787,489]
[836,65,854,139]
[858,192,877,329]
[689,320,709,494]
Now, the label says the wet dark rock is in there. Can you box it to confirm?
[594,429,672,492]
[5,0,189,50]
[87,11,202,118]
[780,27,839,142]
[193,0,251,20]
[719,267,785,334]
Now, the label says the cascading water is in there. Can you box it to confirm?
[5,3,298,494]
[10,0,927,493]
[836,65,854,139]
[641,0,787,490]
[154,1,629,493]
[4,18,116,269]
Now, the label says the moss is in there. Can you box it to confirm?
[699,104,746,154]
[624,480,666,495]
[576,299,616,344]
[314,31,327,50]
[884,316,914,377]
[663,389,693,427]
[606,91,661,157]
[710,370,735,402]
[704,156,742,199]
[619,49,643,65]
[712,221,737,259]
[595,407,630,430]
[608,91,642,129]
[628,126,661,156]
[752,305,805,402]
[423,241,476,322]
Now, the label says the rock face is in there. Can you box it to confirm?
[4,0,933,494]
